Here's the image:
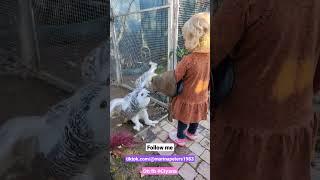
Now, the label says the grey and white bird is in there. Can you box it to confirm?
[0,82,108,180]
[0,42,109,180]
[110,62,159,131]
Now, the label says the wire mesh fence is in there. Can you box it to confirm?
[177,0,210,59]
[111,0,210,104]
[110,0,170,103]
[32,0,108,87]
[0,1,21,74]
[111,0,169,85]
[0,0,108,90]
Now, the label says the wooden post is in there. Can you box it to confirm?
[17,0,40,71]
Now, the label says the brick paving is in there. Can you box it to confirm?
[137,117,211,179]
[133,102,320,179]
[137,115,320,180]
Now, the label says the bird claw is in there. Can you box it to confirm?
[133,125,141,131]
[133,122,144,131]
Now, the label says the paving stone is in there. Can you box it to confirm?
[164,138,172,143]
[188,153,201,168]
[195,174,206,180]
[196,125,205,133]
[169,161,184,169]
[195,133,205,143]
[138,128,156,142]
[197,161,210,179]
[145,128,157,142]
[185,140,194,147]
[158,131,169,141]
[159,120,169,127]
[169,119,177,127]
[189,142,205,156]
[173,121,178,128]
[179,163,198,180]
[201,129,210,138]
[162,123,176,133]
[151,138,163,144]
[158,150,174,156]
[200,150,210,164]
[199,120,210,129]
[200,138,210,150]
[151,126,163,134]
[175,146,192,155]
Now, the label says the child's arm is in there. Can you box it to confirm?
[174,56,190,82]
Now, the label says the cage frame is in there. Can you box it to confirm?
[110,0,180,107]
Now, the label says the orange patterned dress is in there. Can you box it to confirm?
[170,52,210,124]
[212,0,320,179]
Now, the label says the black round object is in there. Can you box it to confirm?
[212,56,235,108]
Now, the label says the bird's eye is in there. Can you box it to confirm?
[141,93,144,96]
[100,100,107,109]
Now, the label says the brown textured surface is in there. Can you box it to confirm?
[151,70,177,97]
[212,0,320,179]
[170,52,210,124]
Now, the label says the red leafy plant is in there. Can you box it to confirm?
[110,130,139,150]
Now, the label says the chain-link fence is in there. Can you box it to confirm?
[0,0,108,91]
[110,0,171,103]
[32,0,108,88]
[111,0,169,85]
[0,1,21,74]
[177,0,210,52]
[110,0,210,104]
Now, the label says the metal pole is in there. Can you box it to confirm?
[110,8,122,84]
[17,0,41,72]
[172,0,180,69]
[167,0,173,71]
[167,0,180,71]
[113,5,170,18]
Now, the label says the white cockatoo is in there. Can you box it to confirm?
[110,61,159,131]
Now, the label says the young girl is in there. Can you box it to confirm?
[169,12,210,146]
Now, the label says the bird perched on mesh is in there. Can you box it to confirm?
[110,62,159,131]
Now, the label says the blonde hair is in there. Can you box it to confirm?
[182,12,210,52]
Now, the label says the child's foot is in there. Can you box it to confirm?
[169,132,187,146]
[184,130,198,141]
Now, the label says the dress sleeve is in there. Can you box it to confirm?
[314,57,320,95]
[174,55,190,82]
[212,0,249,67]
